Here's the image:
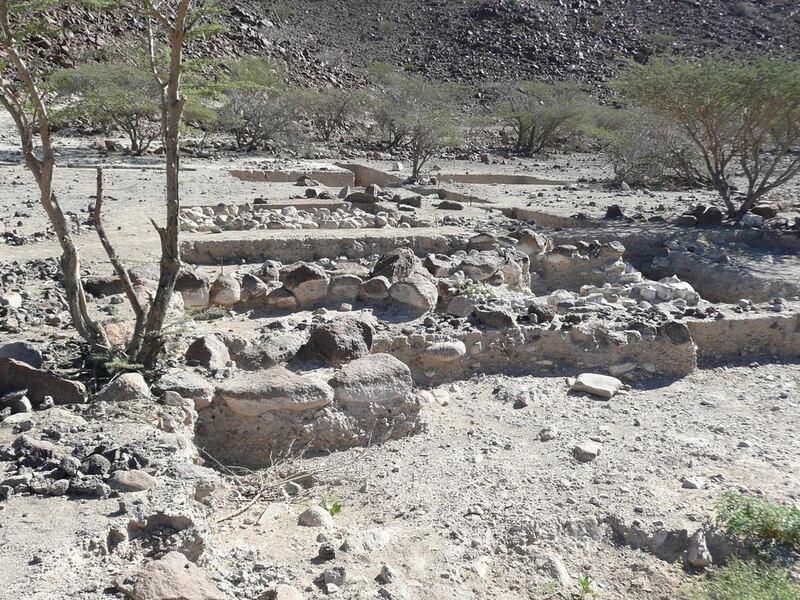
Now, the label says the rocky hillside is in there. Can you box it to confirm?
[31,0,800,88]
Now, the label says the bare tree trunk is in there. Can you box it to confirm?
[135,1,190,367]
[93,167,148,356]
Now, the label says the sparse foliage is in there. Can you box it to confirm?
[716,491,800,550]
[301,87,368,141]
[618,56,800,219]
[0,0,216,366]
[578,574,596,598]
[690,559,800,600]
[590,107,700,187]
[320,496,343,516]
[495,80,588,155]
[369,65,463,177]
[133,0,220,367]
[186,305,226,321]
[215,57,301,150]
[50,62,162,154]
[454,280,495,301]
[0,0,111,348]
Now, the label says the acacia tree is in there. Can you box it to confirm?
[0,0,214,367]
[50,61,162,155]
[214,57,301,151]
[369,65,463,176]
[134,0,218,366]
[619,56,800,219]
[495,80,587,156]
[303,88,368,141]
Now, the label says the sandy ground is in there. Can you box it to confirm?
[1,364,797,599]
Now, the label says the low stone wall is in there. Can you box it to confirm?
[375,322,698,385]
[401,185,488,205]
[687,307,800,363]
[230,169,354,187]
[181,230,467,265]
[646,252,800,304]
[337,165,567,190]
[181,203,426,234]
[508,208,584,229]
[530,240,638,293]
[337,164,403,188]
[440,173,567,185]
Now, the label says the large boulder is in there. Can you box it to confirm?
[154,368,215,410]
[0,341,43,368]
[0,358,86,406]
[265,287,297,311]
[209,274,240,307]
[256,260,281,283]
[216,367,334,416]
[389,273,438,312]
[185,335,230,371]
[327,275,362,304]
[329,353,413,405]
[423,254,457,278]
[459,251,506,282]
[301,316,375,364]
[95,372,150,403]
[84,275,124,297]
[233,329,310,370]
[281,263,329,306]
[370,248,422,283]
[238,273,271,307]
[345,192,379,204]
[121,551,227,600]
[358,276,391,303]
[176,268,211,308]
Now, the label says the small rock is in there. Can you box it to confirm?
[318,542,336,561]
[298,506,334,528]
[0,291,22,309]
[573,441,601,463]
[687,529,712,568]
[323,566,346,587]
[681,476,703,490]
[378,564,396,584]
[571,373,625,399]
[108,470,157,492]
[538,426,558,442]
[260,585,304,600]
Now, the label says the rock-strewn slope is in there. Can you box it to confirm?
[27,0,800,88]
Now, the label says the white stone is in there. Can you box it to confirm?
[298,506,334,528]
[571,373,625,399]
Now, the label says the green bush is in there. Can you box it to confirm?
[588,106,700,187]
[368,65,464,177]
[691,559,800,600]
[300,88,369,141]
[50,62,161,154]
[185,305,227,321]
[617,56,800,219]
[215,57,303,151]
[716,491,800,550]
[494,80,588,156]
